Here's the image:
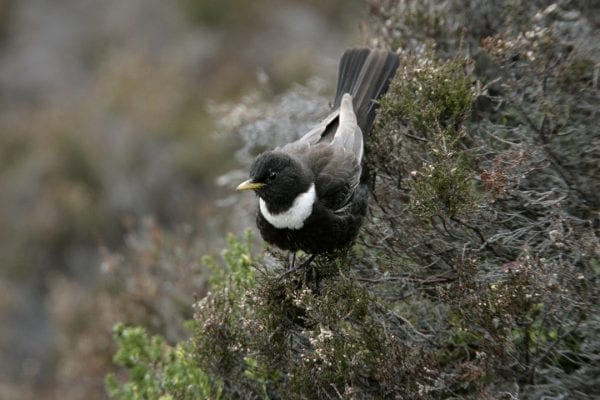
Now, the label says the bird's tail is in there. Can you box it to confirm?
[333,48,399,136]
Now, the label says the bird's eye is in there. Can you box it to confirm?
[268,171,277,181]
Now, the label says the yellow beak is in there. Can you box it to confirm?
[236,179,265,191]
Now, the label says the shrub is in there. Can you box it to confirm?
[108,1,600,398]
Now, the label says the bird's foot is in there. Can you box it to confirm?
[279,254,316,279]
[289,252,297,270]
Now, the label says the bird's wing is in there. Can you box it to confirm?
[281,94,363,212]
[295,108,340,145]
[330,94,363,163]
[314,145,361,211]
[282,141,361,212]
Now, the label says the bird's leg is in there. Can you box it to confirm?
[279,254,316,279]
[309,262,321,294]
[289,251,297,270]
[299,254,316,270]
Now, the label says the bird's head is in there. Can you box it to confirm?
[236,151,313,214]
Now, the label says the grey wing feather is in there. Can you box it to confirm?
[282,90,363,213]
[281,138,361,212]
[330,94,363,163]
[295,108,340,145]
[278,138,310,156]
[301,143,361,211]
[317,146,361,211]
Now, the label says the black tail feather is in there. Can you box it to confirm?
[333,48,370,107]
[333,48,399,136]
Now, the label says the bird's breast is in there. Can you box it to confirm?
[258,184,316,230]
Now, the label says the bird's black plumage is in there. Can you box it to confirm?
[237,48,399,255]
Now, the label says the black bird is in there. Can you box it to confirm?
[237,48,399,261]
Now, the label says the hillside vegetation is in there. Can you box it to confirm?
[108,1,599,399]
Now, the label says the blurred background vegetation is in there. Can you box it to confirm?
[0,0,364,398]
[2,0,599,399]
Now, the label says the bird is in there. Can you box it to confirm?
[236,48,399,267]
